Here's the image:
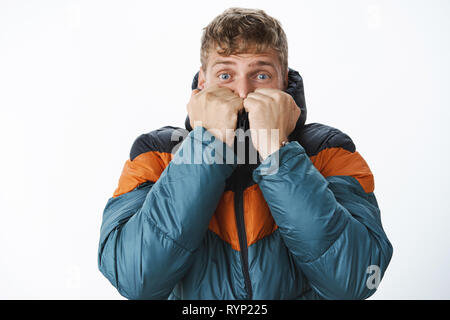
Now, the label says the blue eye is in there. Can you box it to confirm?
[219,73,230,80]
[257,73,269,80]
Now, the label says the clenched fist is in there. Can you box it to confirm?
[187,85,243,148]
[243,88,301,160]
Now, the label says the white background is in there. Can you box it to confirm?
[0,0,449,299]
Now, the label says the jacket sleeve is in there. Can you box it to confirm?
[98,126,236,299]
[252,138,393,300]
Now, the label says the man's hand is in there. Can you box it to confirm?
[243,88,301,160]
[187,85,243,148]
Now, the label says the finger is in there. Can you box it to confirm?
[222,91,241,102]
[198,84,219,96]
[217,87,240,100]
[246,91,267,102]
[243,96,260,112]
[253,89,281,105]
[186,100,192,114]
[232,97,244,112]
[204,84,226,94]
[254,87,279,96]
[295,105,302,119]
[245,93,270,110]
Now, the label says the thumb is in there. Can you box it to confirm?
[235,97,245,113]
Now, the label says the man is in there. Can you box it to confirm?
[98,7,393,300]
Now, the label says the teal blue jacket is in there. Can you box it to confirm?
[98,69,393,299]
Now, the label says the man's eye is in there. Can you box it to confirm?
[218,73,230,80]
[257,73,270,80]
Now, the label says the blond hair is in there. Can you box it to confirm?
[200,7,288,78]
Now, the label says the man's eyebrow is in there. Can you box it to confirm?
[211,60,277,69]
[248,61,277,69]
[211,60,237,68]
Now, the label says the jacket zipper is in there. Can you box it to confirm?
[234,165,253,300]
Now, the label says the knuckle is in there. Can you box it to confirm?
[204,91,215,101]
[274,92,283,101]
[267,95,276,105]
[218,97,228,105]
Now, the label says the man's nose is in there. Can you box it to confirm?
[233,78,254,99]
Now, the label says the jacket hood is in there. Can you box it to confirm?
[184,67,307,142]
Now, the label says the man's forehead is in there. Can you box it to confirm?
[208,49,280,69]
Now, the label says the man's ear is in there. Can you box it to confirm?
[197,67,206,90]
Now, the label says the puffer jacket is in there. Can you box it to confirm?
[97,68,393,300]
